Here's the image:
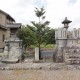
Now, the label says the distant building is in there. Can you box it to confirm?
[0,10,21,52]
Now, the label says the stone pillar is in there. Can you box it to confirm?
[77,28,80,38]
[73,28,76,38]
[35,47,39,61]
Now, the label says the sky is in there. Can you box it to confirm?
[0,0,80,29]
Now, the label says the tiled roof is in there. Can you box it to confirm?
[0,9,15,22]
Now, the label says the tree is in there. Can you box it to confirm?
[45,28,55,44]
[17,26,35,51]
[34,7,46,23]
[27,7,50,59]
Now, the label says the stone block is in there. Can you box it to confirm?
[35,47,39,61]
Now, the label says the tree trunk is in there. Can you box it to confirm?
[39,17,40,23]
[38,43,41,59]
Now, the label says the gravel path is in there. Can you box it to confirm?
[0,70,80,80]
[0,62,80,80]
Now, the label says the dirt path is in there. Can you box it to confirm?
[0,70,80,80]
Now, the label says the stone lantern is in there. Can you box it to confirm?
[62,17,72,29]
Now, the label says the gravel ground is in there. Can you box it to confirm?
[0,70,80,80]
[0,62,80,80]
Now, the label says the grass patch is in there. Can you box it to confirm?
[41,44,55,48]
[30,44,55,48]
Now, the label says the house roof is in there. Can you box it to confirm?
[7,23,21,28]
[0,24,7,30]
[0,9,15,22]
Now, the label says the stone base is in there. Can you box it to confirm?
[0,48,4,53]
[2,59,19,63]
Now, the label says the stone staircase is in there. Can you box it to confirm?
[63,47,80,64]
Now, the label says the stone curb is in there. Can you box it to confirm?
[0,66,80,70]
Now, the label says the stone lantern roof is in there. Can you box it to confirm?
[62,17,72,29]
[62,17,72,24]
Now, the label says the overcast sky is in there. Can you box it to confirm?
[0,0,80,29]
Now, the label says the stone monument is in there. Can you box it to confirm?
[55,17,72,62]
[1,37,23,63]
[55,17,80,64]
